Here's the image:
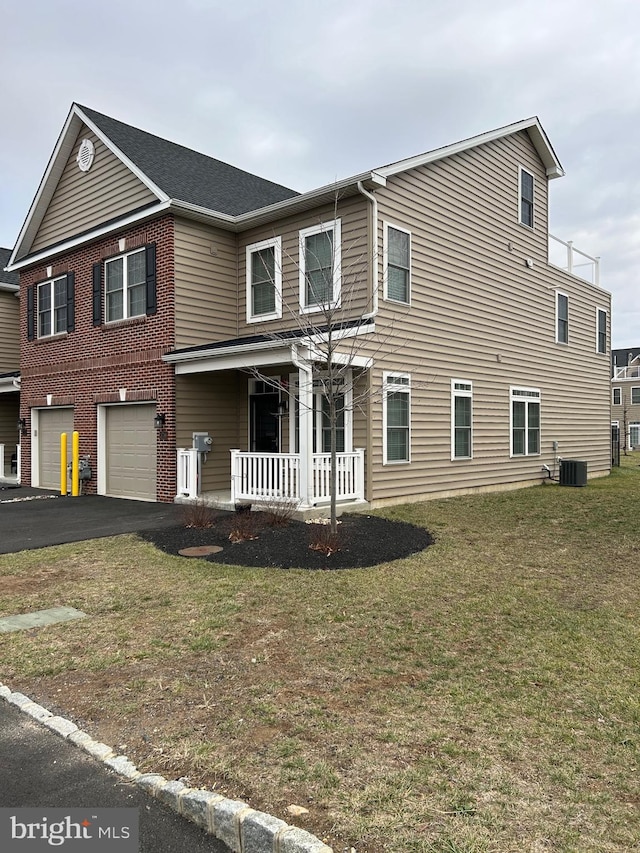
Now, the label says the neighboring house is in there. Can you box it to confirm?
[611,347,640,450]
[0,246,20,480]
[7,104,612,506]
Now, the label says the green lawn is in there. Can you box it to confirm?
[1,456,639,852]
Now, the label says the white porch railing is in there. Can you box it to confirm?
[614,365,640,379]
[0,443,19,481]
[176,448,199,499]
[230,449,365,506]
[548,234,600,286]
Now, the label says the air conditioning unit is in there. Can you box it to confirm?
[559,459,587,487]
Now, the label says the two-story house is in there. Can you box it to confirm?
[7,104,612,506]
[0,247,20,480]
[611,346,640,450]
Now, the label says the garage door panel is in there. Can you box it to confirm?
[106,405,156,501]
[38,409,74,490]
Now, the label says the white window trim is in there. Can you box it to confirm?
[104,247,146,323]
[287,371,353,454]
[555,290,569,345]
[596,307,608,354]
[612,387,622,406]
[518,166,535,229]
[451,379,473,461]
[631,387,640,405]
[37,275,67,338]
[299,218,341,314]
[246,236,282,324]
[509,386,541,458]
[383,221,411,305]
[383,371,411,465]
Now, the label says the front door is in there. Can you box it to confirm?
[250,393,279,452]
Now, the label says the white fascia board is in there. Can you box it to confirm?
[0,375,20,392]
[305,322,376,347]
[172,345,295,375]
[307,349,373,369]
[10,105,168,267]
[0,282,19,293]
[376,117,565,181]
[164,337,293,365]
[7,202,171,272]
[74,106,170,202]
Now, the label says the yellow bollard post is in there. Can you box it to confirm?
[60,433,68,496]
[71,431,80,497]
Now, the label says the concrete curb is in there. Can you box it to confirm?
[0,682,333,853]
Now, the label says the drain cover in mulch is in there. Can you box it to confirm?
[178,545,224,557]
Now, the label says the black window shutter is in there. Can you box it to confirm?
[27,285,35,341]
[92,262,102,326]
[145,243,157,316]
[66,272,75,332]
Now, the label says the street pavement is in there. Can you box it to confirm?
[0,701,228,851]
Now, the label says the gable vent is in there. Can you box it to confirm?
[76,138,95,172]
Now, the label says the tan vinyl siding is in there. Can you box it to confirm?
[362,130,611,505]
[175,371,242,492]
[0,392,20,471]
[237,196,370,338]
[174,218,238,348]
[0,291,19,369]
[31,127,156,252]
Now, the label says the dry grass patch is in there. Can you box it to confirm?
[2,456,640,851]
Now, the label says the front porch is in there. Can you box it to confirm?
[176,447,367,515]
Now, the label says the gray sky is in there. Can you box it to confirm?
[2,0,638,345]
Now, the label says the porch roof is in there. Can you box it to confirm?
[0,371,20,393]
[163,319,374,375]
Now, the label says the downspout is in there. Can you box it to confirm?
[291,343,314,508]
[357,181,379,320]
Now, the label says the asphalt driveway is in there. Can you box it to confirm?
[0,485,185,554]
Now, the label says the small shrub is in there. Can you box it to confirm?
[256,496,300,527]
[229,510,259,543]
[180,499,217,529]
[308,524,342,556]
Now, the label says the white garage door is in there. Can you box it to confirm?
[105,404,157,501]
[38,408,74,489]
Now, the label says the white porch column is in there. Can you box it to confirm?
[296,356,314,508]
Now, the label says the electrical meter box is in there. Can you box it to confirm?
[192,433,213,453]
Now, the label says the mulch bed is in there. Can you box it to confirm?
[139,512,434,570]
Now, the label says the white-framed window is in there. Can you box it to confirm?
[38,275,68,337]
[451,380,473,459]
[556,291,569,344]
[299,219,341,313]
[519,167,535,228]
[246,237,282,323]
[631,387,640,405]
[596,308,608,354]
[383,222,411,304]
[383,372,411,464]
[612,387,622,406]
[105,247,146,323]
[289,372,353,454]
[510,386,540,456]
[631,423,640,448]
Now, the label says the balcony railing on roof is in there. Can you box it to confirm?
[614,365,640,380]
[548,234,600,286]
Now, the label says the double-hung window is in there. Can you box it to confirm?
[451,380,473,459]
[519,168,535,228]
[383,373,411,463]
[384,223,411,304]
[510,387,540,456]
[596,308,607,354]
[556,292,568,344]
[105,248,146,323]
[631,387,640,405]
[299,219,341,312]
[246,237,282,322]
[612,387,622,406]
[38,275,68,337]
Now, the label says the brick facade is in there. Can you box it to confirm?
[19,215,177,502]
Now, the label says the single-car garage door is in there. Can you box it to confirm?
[105,404,157,501]
[38,408,74,489]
